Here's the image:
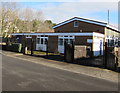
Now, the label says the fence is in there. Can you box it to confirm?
[64,41,91,62]
[2,37,120,71]
[105,46,120,70]
[65,41,120,70]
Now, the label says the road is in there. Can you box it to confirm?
[2,54,118,91]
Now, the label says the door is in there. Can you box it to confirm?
[36,36,48,51]
[58,36,74,53]
[58,38,64,53]
[93,37,103,56]
[40,37,48,51]
[100,40,103,55]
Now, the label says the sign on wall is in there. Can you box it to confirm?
[87,39,93,43]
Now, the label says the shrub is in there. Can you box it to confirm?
[7,45,12,51]
[2,45,7,50]
[11,43,22,52]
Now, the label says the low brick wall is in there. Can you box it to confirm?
[48,36,58,53]
[65,44,73,62]
[108,47,120,68]
[118,48,120,67]
[65,45,87,62]
[74,45,87,59]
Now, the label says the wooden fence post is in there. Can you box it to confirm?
[104,42,107,68]
[72,40,74,62]
[64,41,66,61]
[23,40,25,54]
[23,36,26,54]
[6,38,9,46]
[31,38,34,56]
[46,40,48,57]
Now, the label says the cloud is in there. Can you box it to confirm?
[39,2,118,25]
[1,0,120,2]
[2,1,118,26]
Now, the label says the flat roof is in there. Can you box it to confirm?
[11,32,104,38]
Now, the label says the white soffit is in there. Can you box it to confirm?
[106,25,118,31]
[52,17,119,32]
[11,32,104,37]
[93,32,104,38]
[53,17,107,29]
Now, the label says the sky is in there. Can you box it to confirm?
[2,0,120,27]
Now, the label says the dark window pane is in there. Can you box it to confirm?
[41,38,43,44]
[70,39,73,44]
[64,36,68,37]
[37,38,40,44]
[74,21,79,27]
[64,39,68,43]
[58,39,63,45]
[45,38,47,44]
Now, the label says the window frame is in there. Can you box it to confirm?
[74,21,79,27]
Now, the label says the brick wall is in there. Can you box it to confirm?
[74,45,87,59]
[55,21,105,34]
[65,44,87,62]
[118,48,120,67]
[48,36,58,53]
[75,36,92,46]
[25,38,32,50]
[75,36,93,56]
[32,36,36,50]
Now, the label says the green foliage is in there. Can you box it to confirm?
[5,43,22,52]
[44,20,56,29]
[14,19,56,33]
[11,43,22,52]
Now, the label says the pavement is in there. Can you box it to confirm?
[1,50,119,83]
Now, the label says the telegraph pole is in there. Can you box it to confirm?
[108,9,110,24]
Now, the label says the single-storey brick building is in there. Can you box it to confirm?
[11,17,120,56]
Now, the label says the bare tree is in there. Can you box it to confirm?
[20,8,38,32]
[1,2,20,37]
[0,2,54,36]
[35,10,44,22]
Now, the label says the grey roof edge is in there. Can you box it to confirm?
[52,17,119,32]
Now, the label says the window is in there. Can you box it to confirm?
[37,38,40,44]
[69,39,73,44]
[45,38,48,44]
[74,21,79,27]
[26,35,32,38]
[41,38,43,44]
[58,39,63,45]
[64,36,68,37]
[64,39,68,43]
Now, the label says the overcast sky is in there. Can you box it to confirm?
[2,0,119,27]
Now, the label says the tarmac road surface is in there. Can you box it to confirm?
[2,54,118,91]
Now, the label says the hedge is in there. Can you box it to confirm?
[11,43,22,52]
[2,43,22,53]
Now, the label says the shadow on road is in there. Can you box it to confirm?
[28,53,120,73]
[2,49,120,73]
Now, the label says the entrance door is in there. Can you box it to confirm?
[100,40,103,55]
[58,38,64,53]
[36,36,48,51]
[58,36,74,53]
